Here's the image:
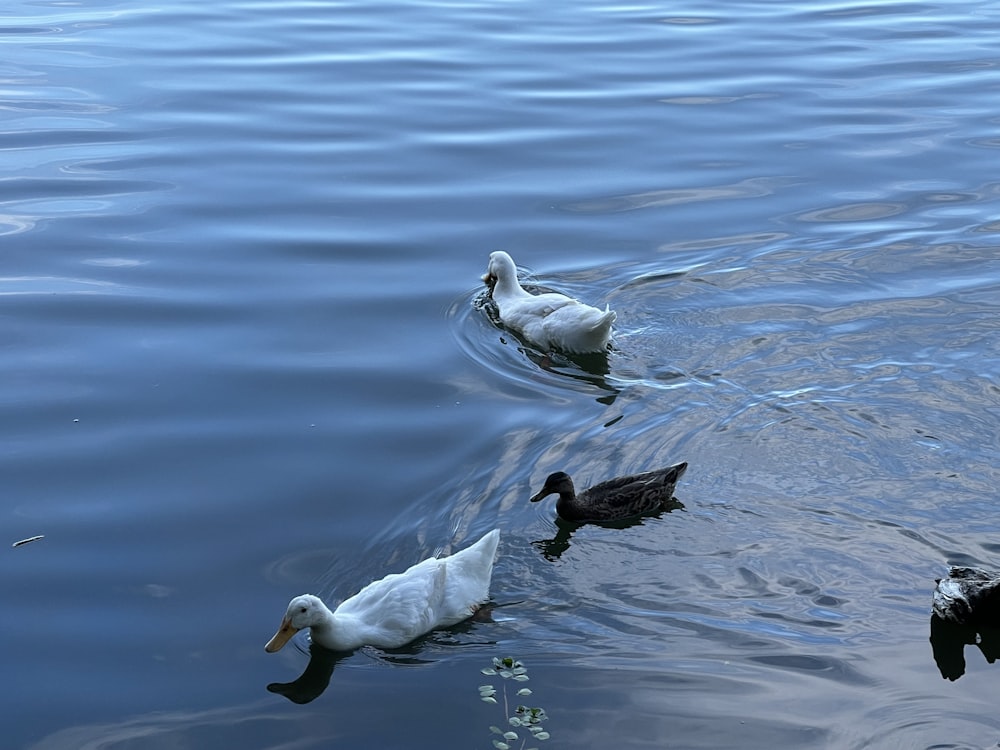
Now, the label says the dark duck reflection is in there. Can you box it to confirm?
[532,511,683,561]
[530,462,688,523]
[929,566,1000,680]
[267,644,351,704]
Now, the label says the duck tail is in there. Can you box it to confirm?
[588,306,616,333]
[656,461,687,487]
[471,528,500,562]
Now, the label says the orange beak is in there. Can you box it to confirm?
[264,616,299,653]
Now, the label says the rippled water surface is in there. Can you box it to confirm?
[5,0,1000,748]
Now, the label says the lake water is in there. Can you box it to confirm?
[5,0,1000,747]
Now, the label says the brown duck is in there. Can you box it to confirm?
[529,462,688,523]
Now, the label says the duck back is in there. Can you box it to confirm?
[331,529,500,648]
[565,463,687,522]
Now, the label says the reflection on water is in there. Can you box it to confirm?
[559,176,794,214]
[267,645,348,704]
[929,614,1000,682]
[532,501,685,561]
[24,701,316,750]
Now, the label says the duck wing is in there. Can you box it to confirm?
[538,303,616,353]
[334,531,499,648]
[578,464,687,518]
[334,558,449,648]
[498,292,579,324]
[500,296,614,353]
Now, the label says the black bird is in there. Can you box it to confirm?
[932,567,1000,627]
[530,462,688,523]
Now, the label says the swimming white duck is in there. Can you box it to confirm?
[265,529,500,653]
[482,251,616,354]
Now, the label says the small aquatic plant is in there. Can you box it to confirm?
[478,657,551,749]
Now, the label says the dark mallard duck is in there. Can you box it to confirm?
[529,462,688,523]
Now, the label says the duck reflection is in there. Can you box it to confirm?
[929,566,1000,680]
[267,644,351,704]
[532,499,685,562]
[517,342,619,403]
[266,642,439,704]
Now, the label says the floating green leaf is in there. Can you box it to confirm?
[479,657,551,747]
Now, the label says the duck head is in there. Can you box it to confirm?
[482,251,518,295]
[530,471,575,502]
[265,594,325,653]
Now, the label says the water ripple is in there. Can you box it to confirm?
[560,176,797,214]
[6,0,1000,747]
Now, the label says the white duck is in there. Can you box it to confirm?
[482,251,616,354]
[265,529,500,653]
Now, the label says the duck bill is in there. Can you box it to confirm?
[265,617,300,653]
[482,272,497,292]
[529,490,548,503]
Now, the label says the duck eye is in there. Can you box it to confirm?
[299,607,308,613]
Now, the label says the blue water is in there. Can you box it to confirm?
[5,0,1000,747]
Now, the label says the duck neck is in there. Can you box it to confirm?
[555,490,585,521]
[494,273,529,300]
[308,607,351,651]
